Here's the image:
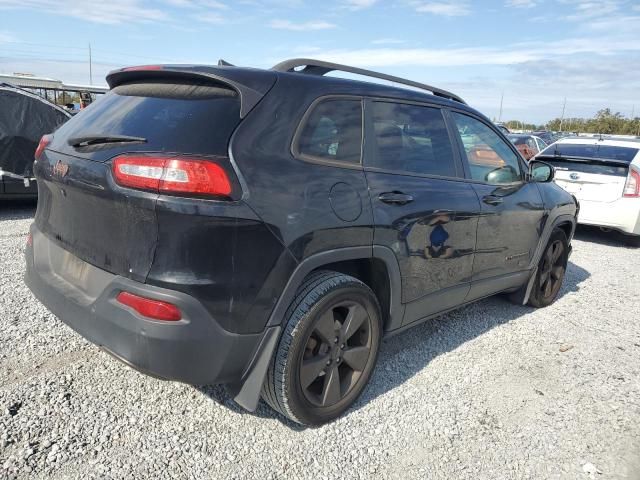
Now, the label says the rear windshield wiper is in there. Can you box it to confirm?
[68,134,147,147]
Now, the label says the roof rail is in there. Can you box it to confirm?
[272,58,466,105]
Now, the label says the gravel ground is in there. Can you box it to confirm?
[1,202,639,480]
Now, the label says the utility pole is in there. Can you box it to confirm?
[89,42,93,86]
[559,97,566,132]
[498,91,504,122]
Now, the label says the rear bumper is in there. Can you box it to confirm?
[577,197,640,236]
[24,226,270,385]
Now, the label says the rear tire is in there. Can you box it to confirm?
[623,234,640,247]
[527,228,569,308]
[261,271,382,426]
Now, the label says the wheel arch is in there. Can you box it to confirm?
[517,213,576,305]
[230,245,404,411]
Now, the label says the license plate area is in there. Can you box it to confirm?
[556,180,581,195]
[58,250,92,290]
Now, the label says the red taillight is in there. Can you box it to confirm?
[116,291,182,321]
[623,168,640,198]
[121,65,163,71]
[35,134,52,160]
[26,233,33,247]
[112,155,232,198]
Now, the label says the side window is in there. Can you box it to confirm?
[297,99,362,164]
[451,112,522,184]
[368,102,457,177]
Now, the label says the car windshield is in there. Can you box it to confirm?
[539,143,638,163]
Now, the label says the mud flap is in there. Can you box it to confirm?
[229,325,281,411]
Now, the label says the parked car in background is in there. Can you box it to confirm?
[538,137,640,245]
[532,130,558,145]
[495,123,510,135]
[507,134,549,161]
[25,59,578,425]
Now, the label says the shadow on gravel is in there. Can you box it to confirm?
[574,224,639,248]
[196,261,590,429]
[0,199,37,221]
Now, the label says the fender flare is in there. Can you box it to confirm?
[518,213,576,305]
[230,245,404,411]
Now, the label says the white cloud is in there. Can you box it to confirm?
[505,0,537,7]
[371,38,406,45]
[0,0,169,24]
[195,11,225,23]
[163,0,228,9]
[294,35,639,68]
[0,31,17,43]
[411,1,470,16]
[269,19,336,31]
[344,0,377,9]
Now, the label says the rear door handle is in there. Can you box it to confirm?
[482,195,503,206]
[378,191,414,205]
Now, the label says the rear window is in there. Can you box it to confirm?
[540,143,638,163]
[296,99,362,164]
[547,160,628,177]
[53,80,241,156]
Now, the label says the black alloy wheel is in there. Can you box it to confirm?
[300,300,373,407]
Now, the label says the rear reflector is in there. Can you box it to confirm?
[35,134,52,160]
[112,155,232,198]
[623,168,640,198]
[116,291,182,321]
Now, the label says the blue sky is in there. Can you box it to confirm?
[1,0,639,124]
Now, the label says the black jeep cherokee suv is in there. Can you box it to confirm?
[25,59,578,425]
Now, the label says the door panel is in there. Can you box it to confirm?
[448,111,546,297]
[470,182,545,282]
[363,100,480,325]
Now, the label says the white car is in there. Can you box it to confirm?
[537,137,640,244]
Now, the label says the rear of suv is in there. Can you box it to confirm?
[538,138,640,245]
[25,59,578,425]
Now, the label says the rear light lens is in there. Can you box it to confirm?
[121,65,163,72]
[35,134,52,160]
[623,168,640,198]
[26,233,33,247]
[116,291,181,321]
[112,155,233,198]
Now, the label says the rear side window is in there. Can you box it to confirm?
[452,112,522,184]
[296,99,362,164]
[53,80,241,156]
[367,102,457,177]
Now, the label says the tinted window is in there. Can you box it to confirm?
[368,102,457,177]
[297,99,362,164]
[547,160,628,177]
[54,81,240,156]
[539,143,638,163]
[452,112,522,184]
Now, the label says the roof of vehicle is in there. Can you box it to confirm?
[508,133,545,141]
[554,137,640,149]
[107,62,482,120]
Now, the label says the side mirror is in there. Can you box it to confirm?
[529,160,554,182]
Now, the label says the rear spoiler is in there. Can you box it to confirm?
[537,155,631,167]
[106,65,277,118]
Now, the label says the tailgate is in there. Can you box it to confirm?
[34,150,158,282]
[31,68,275,282]
[549,159,628,202]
